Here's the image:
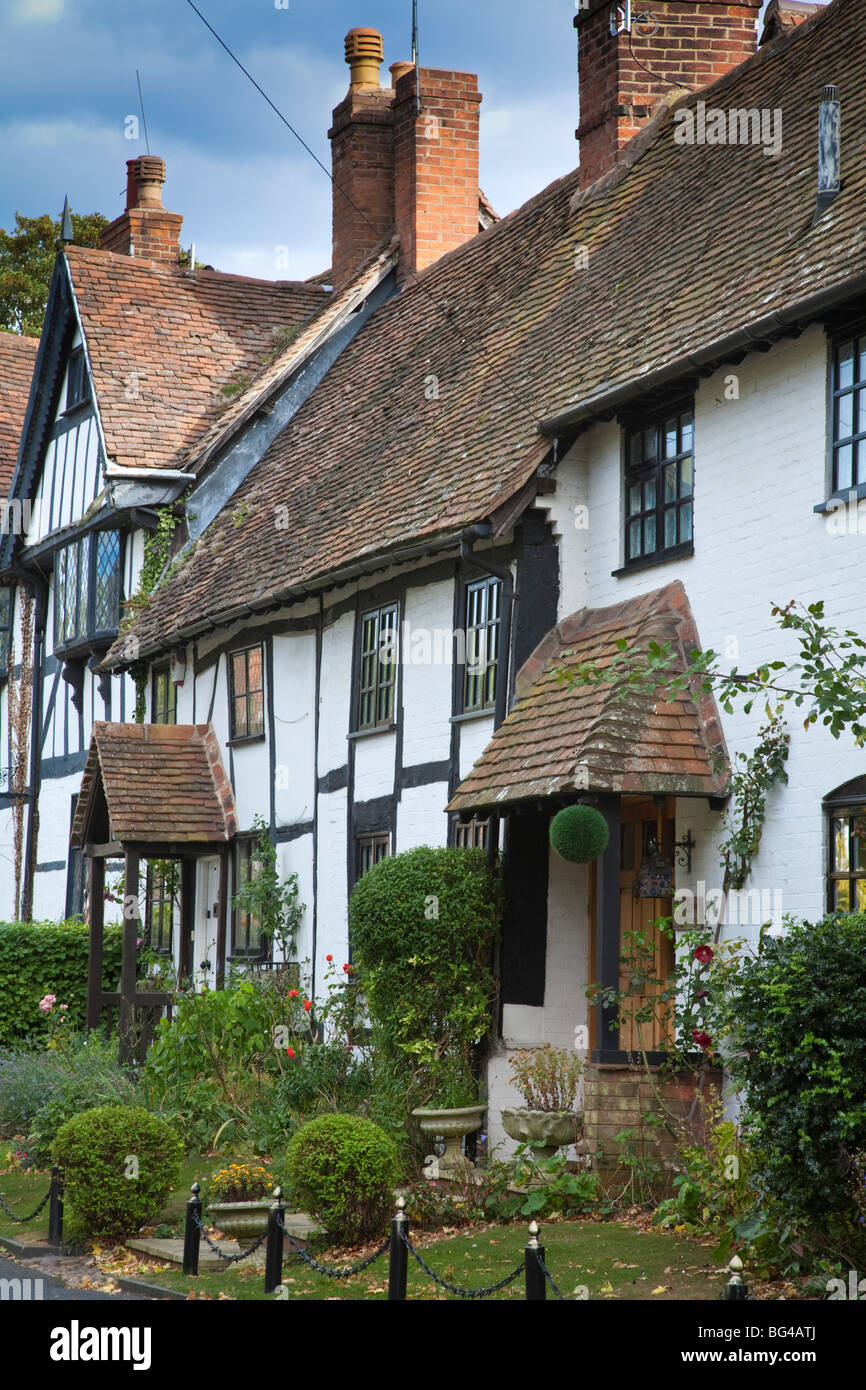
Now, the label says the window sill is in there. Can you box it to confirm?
[347,723,397,742]
[227,733,266,748]
[813,481,866,513]
[451,708,496,725]
[612,542,694,577]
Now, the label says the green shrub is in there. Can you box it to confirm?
[348,846,500,1107]
[27,1064,139,1166]
[549,805,609,863]
[0,920,122,1046]
[726,911,866,1254]
[52,1105,183,1237]
[285,1114,400,1245]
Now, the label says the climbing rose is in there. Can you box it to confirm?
[325,954,333,962]
[286,1047,296,1059]
[692,1029,712,1049]
[343,964,351,973]
[288,989,299,998]
[38,994,56,1013]
[303,1000,312,1012]
[694,945,714,964]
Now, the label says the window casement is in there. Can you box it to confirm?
[53,530,123,651]
[356,603,398,731]
[463,576,501,713]
[229,643,265,741]
[826,779,866,913]
[0,585,12,675]
[144,862,175,956]
[65,348,89,412]
[831,333,866,493]
[151,664,177,725]
[356,832,390,880]
[232,837,267,957]
[65,795,85,920]
[623,402,694,568]
[453,815,491,849]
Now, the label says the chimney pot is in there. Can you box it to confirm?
[345,27,384,90]
[390,61,415,85]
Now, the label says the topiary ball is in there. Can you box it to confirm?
[549,805,610,863]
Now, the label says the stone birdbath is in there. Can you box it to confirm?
[411,1105,486,1176]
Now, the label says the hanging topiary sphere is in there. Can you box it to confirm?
[549,804,610,863]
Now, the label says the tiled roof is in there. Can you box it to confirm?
[71,722,237,846]
[447,583,730,812]
[111,0,860,660]
[0,331,38,496]
[66,246,329,472]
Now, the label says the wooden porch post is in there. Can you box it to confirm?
[119,850,140,1065]
[216,850,229,991]
[86,854,105,1030]
[179,858,195,986]
[593,795,621,1060]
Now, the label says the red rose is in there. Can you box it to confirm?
[286,1046,296,1059]
[326,954,333,962]
[694,945,714,964]
[343,964,351,973]
[692,1029,712,1049]
[288,989,299,998]
[303,1000,312,1012]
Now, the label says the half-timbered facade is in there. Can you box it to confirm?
[3,3,866,1153]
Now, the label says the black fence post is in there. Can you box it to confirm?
[48,1166,64,1245]
[524,1220,546,1301]
[183,1182,202,1276]
[725,1255,748,1301]
[264,1186,284,1295]
[388,1196,409,1301]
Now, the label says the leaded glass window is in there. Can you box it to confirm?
[357,604,398,730]
[151,665,177,725]
[828,807,866,913]
[230,644,265,740]
[832,335,866,491]
[463,577,500,713]
[53,531,123,649]
[624,404,694,565]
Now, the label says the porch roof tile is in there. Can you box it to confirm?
[447,581,730,813]
[71,721,238,847]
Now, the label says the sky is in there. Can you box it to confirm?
[0,0,824,282]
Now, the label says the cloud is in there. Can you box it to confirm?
[12,0,66,21]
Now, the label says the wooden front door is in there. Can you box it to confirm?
[617,799,675,1053]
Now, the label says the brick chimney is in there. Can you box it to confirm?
[574,0,763,189]
[392,65,481,285]
[328,27,482,289]
[98,157,183,264]
[760,0,821,46]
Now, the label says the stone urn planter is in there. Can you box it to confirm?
[411,1105,486,1175]
[207,1200,272,1251]
[501,1107,583,1162]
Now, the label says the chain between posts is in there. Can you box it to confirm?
[537,1252,566,1300]
[400,1230,524,1299]
[191,1209,269,1265]
[277,1212,389,1278]
[0,1186,52,1223]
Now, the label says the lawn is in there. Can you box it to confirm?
[135,1219,728,1301]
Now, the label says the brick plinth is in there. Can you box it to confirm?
[583,1062,723,1170]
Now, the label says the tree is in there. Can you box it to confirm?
[0,211,109,337]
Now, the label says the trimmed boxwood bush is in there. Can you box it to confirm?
[52,1105,183,1237]
[0,920,122,1046]
[285,1113,400,1246]
[549,805,610,863]
[727,911,866,1239]
[347,846,501,1107]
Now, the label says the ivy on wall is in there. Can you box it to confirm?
[7,590,34,920]
[119,504,186,723]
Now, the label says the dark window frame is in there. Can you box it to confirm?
[65,794,85,920]
[144,861,175,956]
[53,530,124,652]
[621,399,695,570]
[830,328,866,495]
[356,831,391,882]
[825,779,866,914]
[355,602,399,732]
[65,348,89,413]
[231,835,269,959]
[229,643,265,743]
[461,576,501,714]
[151,664,177,725]
[452,815,491,849]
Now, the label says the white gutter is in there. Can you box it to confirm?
[105,464,196,482]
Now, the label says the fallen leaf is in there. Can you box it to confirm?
[651,1286,668,1295]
